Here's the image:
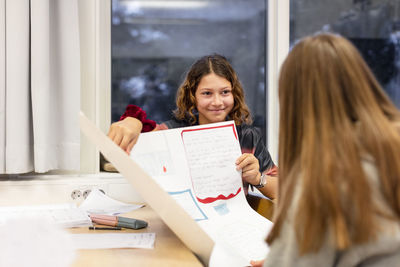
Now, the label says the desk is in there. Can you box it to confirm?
[70,205,203,267]
[247,193,275,221]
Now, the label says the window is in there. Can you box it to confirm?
[290,0,400,108]
[78,0,287,172]
[111,0,268,137]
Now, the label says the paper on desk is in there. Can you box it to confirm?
[0,203,92,228]
[79,188,143,215]
[71,233,155,249]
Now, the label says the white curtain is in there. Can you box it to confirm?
[0,0,80,174]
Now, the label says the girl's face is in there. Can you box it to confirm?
[195,73,234,125]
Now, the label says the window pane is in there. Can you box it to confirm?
[112,0,268,136]
[290,0,400,108]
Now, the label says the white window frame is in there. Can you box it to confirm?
[80,0,289,172]
[267,0,289,163]
[79,0,111,173]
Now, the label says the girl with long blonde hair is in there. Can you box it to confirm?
[258,33,400,266]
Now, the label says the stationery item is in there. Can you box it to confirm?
[89,226,122,230]
[71,233,155,249]
[79,188,143,215]
[90,214,148,230]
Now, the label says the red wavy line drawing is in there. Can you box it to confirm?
[196,187,241,204]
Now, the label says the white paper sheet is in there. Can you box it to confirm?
[71,233,155,249]
[79,188,143,215]
[130,121,273,264]
[0,203,92,228]
[209,241,249,267]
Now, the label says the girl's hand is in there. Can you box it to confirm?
[107,117,143,154]
[236,153,261,186]
[250,259,265,267]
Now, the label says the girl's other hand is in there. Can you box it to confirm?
[107,117,143,154]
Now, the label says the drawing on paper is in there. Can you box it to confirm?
[131,133,175,177]
[169,189,208,221]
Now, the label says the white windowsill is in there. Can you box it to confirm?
[0,172,144,206]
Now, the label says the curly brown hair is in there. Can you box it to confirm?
[174,54,252,125]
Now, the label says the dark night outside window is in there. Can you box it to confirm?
[290,0,400,108]
[111,0,268,138]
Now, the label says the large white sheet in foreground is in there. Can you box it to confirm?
[80,112,272,266]
[130,120,273,263]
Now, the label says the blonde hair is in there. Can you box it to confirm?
[267,33,400,254]
[174,54,252,125]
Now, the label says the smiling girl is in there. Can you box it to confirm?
[108,54,278,199]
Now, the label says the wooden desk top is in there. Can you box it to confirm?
[69,205,203,267]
